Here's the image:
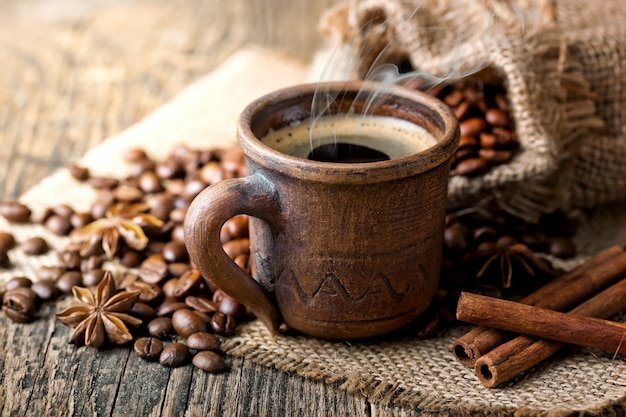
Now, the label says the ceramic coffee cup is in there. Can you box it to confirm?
[184,81,459,340]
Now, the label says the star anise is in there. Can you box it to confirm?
[73,203,163,259]
[55,271,142,348]
[472,241,556,289]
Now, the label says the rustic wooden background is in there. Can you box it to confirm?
[0,0,435,415]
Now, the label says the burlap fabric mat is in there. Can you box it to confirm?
[3,47,626,415]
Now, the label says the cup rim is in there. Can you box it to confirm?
[237,80,460,183]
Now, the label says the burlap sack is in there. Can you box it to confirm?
[3,47,626,415]
[319,0,626,222]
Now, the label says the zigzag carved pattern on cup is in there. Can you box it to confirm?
[284,263,429,305]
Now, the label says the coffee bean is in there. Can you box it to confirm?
[82,269,107,287]
[172,308,207,338]
[5,276,33,291]
[233,254,250,273]
[139,254,169,284]
[113,185,144,203]
[186,332,221,351]
[485,107,510,127]
[199,161,224,185]
[87,176,119,190]
[159,342,190,367]
[30,280,59,302]
[56,271,83,294]
[36,266,66,282]
[162,241,188,264]
[70,212,93,229]
[451,157,489,177]
[59,250,82,270]
[147,317,174,339]
[168,262,191,277]
[459,118,487,137]
[127,281,163,305]
[156,299,188,317]
[124,148,150,162]
[218,295,246,320]
[129,302,156,323]
[2,291,36,323]
[67,163,90,181]
[114,271,139,290]
[172,269,202,299]
[182,179,207,200]
[81,255,103,273]
[0,201,32,223]
[549,237,576,259]
[192,351,228,374]
[134,337,163,361]
[148,192,175,221]
[45,214,72,236]
[185,296,218,314]
[444,226,467,252]
[119,250,143,268]
[210,312,236,336]
[0,250,9,268]
[21,237,49,255]
[139,171,164,194]
[0,232,16,252]
[222,238,250,260]
[91,190,115,219]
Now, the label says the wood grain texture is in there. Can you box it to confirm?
[0,1,426,416]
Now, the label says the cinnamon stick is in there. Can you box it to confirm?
[451,246,626,366]
[457,292,626,352]
[474,276,626,387]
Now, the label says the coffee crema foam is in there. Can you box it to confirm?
[262,115,437,161]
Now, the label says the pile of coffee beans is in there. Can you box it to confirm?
[405,76,520,177]
[0,144,252,373]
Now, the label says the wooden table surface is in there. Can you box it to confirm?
[0,1,431,415]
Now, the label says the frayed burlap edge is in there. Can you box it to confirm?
[319,0,604,223]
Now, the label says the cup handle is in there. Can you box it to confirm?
[184,173,282,332]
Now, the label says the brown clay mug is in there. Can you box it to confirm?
[184,81,459,340]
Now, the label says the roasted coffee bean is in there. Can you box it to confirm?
[119,250,143,268]
[210,312,236,336]
[156,299,188,317]
[185,296,218,314]
[147,317,174,339]
[127,281,163,305]
[222,238,250,260]
[21,239,45,264]
[134,337,163,361]
[82,269,107,287]
[67,163,90,181]
[485,108,510,127]
[114,271,139,290]
[182,179,207,200]
[162,241,188,263]
[162,278,180,298]
[59,250,82,270]
[459,118,487,137]
[170,225,185,243]
[451,157,489,177]
[130,302,156,323]
[172,269,202,298]
[169,207,188,224]
[199,161,224,185]
[155,159,184,180]
[159,342,191,368]
[36,266,66,282]
[2,291,36,323]
[168,262,191,277]
[70,212,93,229]
[444,225,467,252]
[87,176,119,190]
[187,332,221,351]
[472,226,498,245]
[0,201,32,223]
[139,171,164,194]
[148,192,175,221]
[193,351,228,374]
[124,148,149,162]
[549,237,576,259]
[56,271,83,294]
[233,254,250,273]
[30,280,59,302]
[172,308,207,338]
[5,276,33,291]
[91,190,115,219]
[81,255,104,272]
[45,214,72,236]
[218,295,246,320]
[0,231,16,252]
[113,184,144,203]
[139,254,169,284]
